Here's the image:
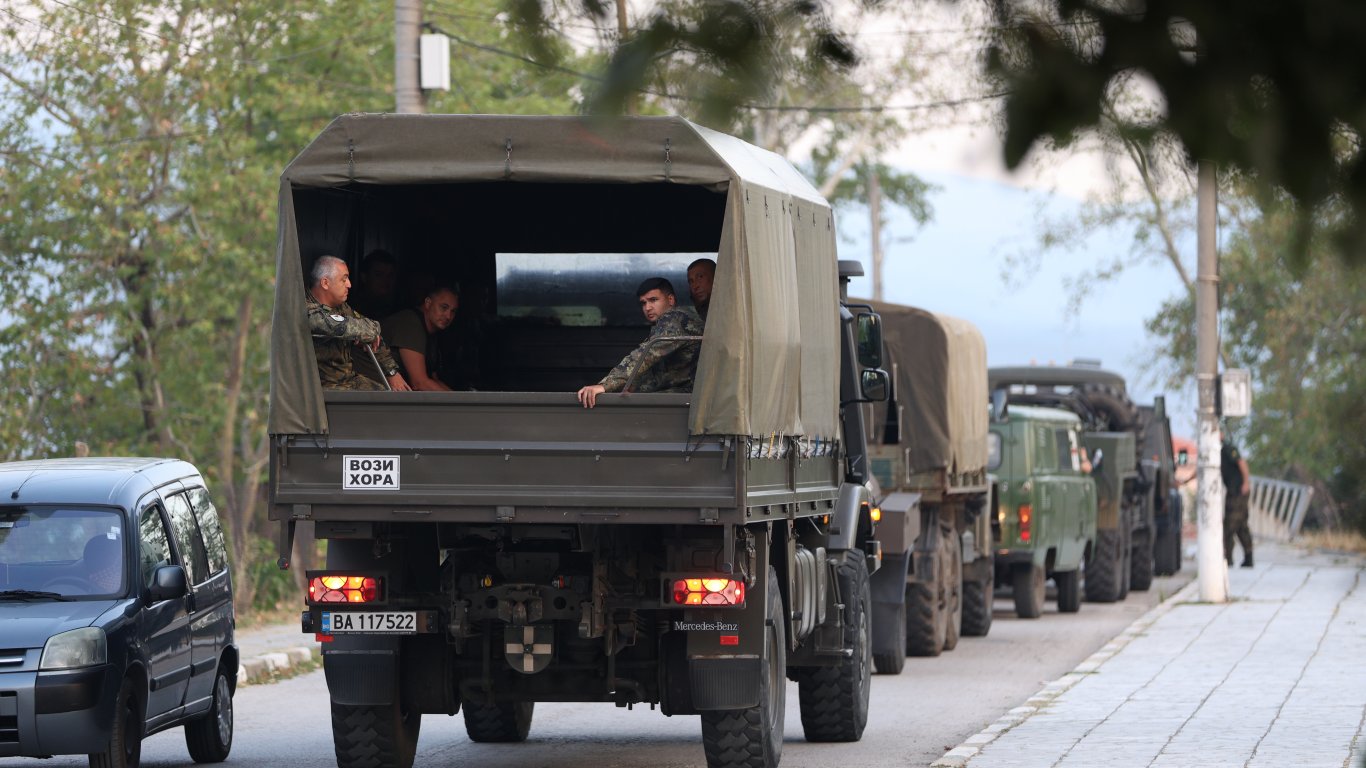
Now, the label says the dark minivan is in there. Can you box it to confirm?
[0,458,236,768]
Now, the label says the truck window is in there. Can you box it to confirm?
[496,252,712,327]
[186,487,229,576]
[1034,426,1056,471]
[1055,429,1075,472]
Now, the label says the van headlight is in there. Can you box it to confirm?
[40,627,107,670]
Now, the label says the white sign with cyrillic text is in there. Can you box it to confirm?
[343,455,400,490]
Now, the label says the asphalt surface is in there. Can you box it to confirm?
[17,567,1192,768]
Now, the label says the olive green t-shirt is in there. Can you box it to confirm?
[381,308,440,380]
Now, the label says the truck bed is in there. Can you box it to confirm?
[270,392,840,526]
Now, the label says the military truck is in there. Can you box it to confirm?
[267,114,889,768]
[862,301,993,668]
[989,405,1098,617]
[1141,397,1184,576]
[987,365,1155,603]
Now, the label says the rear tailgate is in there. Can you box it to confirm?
[270,392,739,525]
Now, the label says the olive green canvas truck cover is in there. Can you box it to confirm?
[267,114,848,525]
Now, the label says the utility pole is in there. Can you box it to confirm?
[1194,159,1227,602]
[869,167,884,301]
[395,0,425,114]
[615,0,637,115]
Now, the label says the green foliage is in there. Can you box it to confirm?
[983,0,1366,264]
[1145,194,1366,533]
[0,0,581,615]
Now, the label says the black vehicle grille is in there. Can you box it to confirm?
[0,691,17,743]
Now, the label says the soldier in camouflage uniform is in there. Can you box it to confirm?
[577,277,703,408]
[307,255,412,392]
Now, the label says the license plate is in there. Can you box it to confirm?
[321,611,417,634]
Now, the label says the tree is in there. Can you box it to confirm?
[1145,191,1366,532]
[0,0,582,613]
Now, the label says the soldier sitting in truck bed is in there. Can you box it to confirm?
[307,255,412,391]
[576,277,703,408]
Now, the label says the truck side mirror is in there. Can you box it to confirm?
[1090,449,1105,475]
[147,564,189,603]
[860,369,889,402]
[856,313,883,369]
[990,388,1009,421]
[1177,448,1189,466]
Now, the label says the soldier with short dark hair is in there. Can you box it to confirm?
[687,258,716,322]
[382,285,459,391]
[576,277,703,408]
[307,255,412,392]
[1221,432,1253,567]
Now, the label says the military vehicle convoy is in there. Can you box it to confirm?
[863,301,993,668]
[988,364,1174,603]
[268,115,889,768]
[988,405,1098,617]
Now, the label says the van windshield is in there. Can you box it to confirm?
[0,507,125,599]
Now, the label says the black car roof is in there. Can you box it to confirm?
[0,457,200,509]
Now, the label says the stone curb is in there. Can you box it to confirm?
[929,577,1204,768]
[237,645,319,686]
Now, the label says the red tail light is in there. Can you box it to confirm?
[1019,504,1032,543]
[671,577,745,607]
[309,575,382,604]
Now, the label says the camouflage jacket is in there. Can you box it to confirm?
[599,307,704,394]
[307,294,400,391]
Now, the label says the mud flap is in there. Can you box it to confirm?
[869,550,910,661]
[324,636,400,705]
[685,541,770,710]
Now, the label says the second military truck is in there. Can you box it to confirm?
[268,114,889,768]
[864,301,993,668]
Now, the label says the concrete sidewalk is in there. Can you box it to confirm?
[936,542,1366,768]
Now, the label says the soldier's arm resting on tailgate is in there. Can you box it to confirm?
[397,348,451,391]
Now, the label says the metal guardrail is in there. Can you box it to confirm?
[1248,476,1314,542]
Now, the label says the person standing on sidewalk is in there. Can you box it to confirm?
[1221,432,1253,567]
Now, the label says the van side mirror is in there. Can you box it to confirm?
[856,313,883,369]
[860,369,889,402]
[147,565,189,603]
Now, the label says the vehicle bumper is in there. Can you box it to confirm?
[994,549,1037,569]
[0,664,119,757]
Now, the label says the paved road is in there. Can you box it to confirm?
[26,570,1191,768]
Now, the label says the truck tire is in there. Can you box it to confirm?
[960,573,993,637]
[1117,515,1132,600]
[942,535,962,652]
[796,551,871,742]
[701,566,785,768]
[903,581,944,657]
[1055,569,1081,613]
[872,595,906,675]
[1012,563,1045,619]
[1077,382,1143,442]
[184,667,233,763]
[1130,528,1154,592]
[1085,529,1122,603]
[331,695,421,768]
[462,699,533,743]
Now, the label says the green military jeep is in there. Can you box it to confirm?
[990,405,1097,617]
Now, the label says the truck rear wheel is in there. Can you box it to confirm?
[1130,528,1154,591]
[330,695,421,768]
[796,552,871,742]
[1085,529,1123,603]
[871,595,906,675]
[1055,569,1081,613]
[461,698,533,743]
[960,564,994,637]
[701,566,785,768]
[1012,563,1044,619]
[903,581,944,657]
